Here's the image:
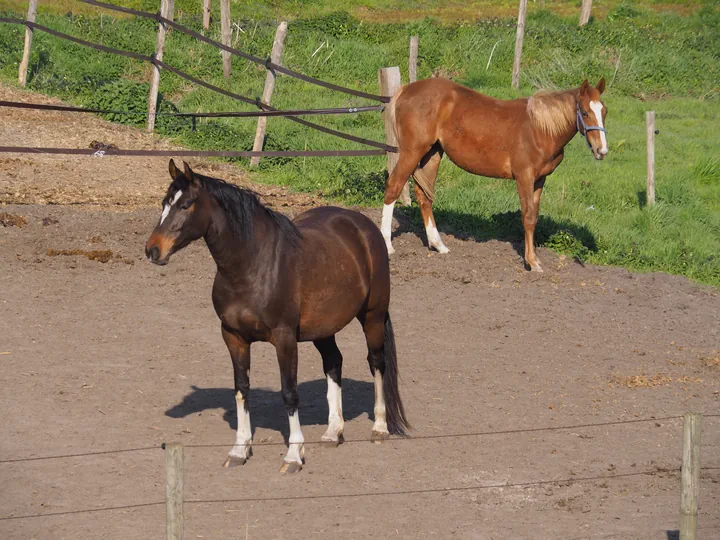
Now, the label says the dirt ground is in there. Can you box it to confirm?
[1,84,719,540]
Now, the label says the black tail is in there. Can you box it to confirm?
[383,314,409,436]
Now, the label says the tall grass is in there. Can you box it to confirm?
[0,2,718,285]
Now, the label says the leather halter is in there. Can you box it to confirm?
[576,102,606,149]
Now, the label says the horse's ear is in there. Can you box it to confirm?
[182,161,201,187]
[168,159,184,182]
[580,79,590,95]
[596,77,606,95]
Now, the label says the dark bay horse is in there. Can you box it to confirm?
[381,78,608,272]
[146,160,408,473]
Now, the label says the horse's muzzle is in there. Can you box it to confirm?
[145,245,169,265]
[593,148,608,161]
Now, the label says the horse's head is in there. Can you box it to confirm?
[145,160,210,265]
[576,78,607,160]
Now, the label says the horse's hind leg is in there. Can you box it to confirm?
[413,145,448,253]
[313,336,344,446]
[382,146,431,255]
[221,325,253,468]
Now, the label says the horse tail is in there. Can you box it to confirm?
[388,86,405,142]
[383,313,409,436]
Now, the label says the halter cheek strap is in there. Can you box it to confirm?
[576,103,607,149]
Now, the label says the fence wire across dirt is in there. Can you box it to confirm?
[0,467,686,522]
[2,413,715,463]
[0,16,397,155]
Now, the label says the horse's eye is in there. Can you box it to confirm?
[179,200,194,211]
[582,112,588,117]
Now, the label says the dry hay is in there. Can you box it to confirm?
[608,373,703,388]
[0,212,28,228]
[700,355,720,369]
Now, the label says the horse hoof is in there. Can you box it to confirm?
[531,264,544,273]
[280,461,302,474]
[223,455,247,468]
[433,245,450,254]
[321,433,344,447]
[371,430,389,444]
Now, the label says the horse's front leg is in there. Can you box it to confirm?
[221,325,253,467]
[274,328,305,473]
[515,173,546,272]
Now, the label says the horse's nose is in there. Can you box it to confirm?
[600,147,608,156]
[146,245,160,262]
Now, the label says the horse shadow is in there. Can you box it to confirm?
[394,206,597,261]
[165,378,374,442]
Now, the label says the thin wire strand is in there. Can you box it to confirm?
[184,414,686,448]
[0,446,160,464]
[0,501,164,521]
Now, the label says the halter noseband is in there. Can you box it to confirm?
[576,103,606,149]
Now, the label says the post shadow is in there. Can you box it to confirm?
[166,378,375,442]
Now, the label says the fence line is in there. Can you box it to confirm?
[0,18,396,153]
[0,147,386,158]
[78,0,390,103]
[0,99,384,119]
[0,467,683,521]
[4,413,713,464]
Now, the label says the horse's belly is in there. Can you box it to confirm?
[441,135,513,179]
[297,288,365,342]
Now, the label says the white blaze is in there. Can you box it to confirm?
[589,101,608,155]
[160,190,182,225]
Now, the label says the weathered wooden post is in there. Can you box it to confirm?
[147,0,175,133]
[203,0,211,30]
[511,0,528,89]
[646,111,656,207]
[409,36,419,83]
[579,0,593,26]
[249,21,288,168]
[680,413,701,540]
[378,67,411,206]
[18,0,38,87]
[164,442,184,540]
[220,0,231,78]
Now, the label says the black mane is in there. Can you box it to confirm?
[191,173,301,247]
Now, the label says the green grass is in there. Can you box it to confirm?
[0,2,718,285]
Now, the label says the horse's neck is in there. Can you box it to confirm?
[204,201,283,278]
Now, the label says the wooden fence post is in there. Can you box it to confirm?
[379,67,410,206]
[249,21,288,168]
[220,0,231,78]
[165,442,184,540]
[18,0,38,87]
[511,0,528,89]
[680,413,701,540]
[147,0,175,133]
[579,0,592,26]
[409,36,418,83]
[646,110,656,207]
[203,0,211,30]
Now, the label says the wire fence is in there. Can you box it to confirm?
[0,2,399,158]
[1,413,717,523]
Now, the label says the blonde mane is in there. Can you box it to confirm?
[527,89,576,136]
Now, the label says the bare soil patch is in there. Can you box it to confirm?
[1,84,718,540]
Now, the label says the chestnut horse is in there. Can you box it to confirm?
[381,78,608,272]
[146,160,408,473]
